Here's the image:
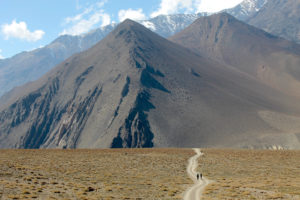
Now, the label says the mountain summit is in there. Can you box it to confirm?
[1,19,300,149]
[171,13,300,97]
[0,13,206,98]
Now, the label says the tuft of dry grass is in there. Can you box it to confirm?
[199,149,300,200]
[0,149,193,200]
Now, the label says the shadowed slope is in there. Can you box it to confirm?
[171,13,300,98]
[1,19,300,149]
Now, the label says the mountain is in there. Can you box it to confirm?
[225,0,268,21]
[140,13,207,37]
[0,14,206,98]
[1,19,300,149]
[171,13,300,98]
[0,24,117,98]
[247,0,300,44]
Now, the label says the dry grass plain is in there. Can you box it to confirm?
[199,149,300,200]
[0,149,193,200]
[1,148,300,200]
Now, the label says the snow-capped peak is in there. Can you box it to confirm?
[226,0,268,21]
[240,0,268,12]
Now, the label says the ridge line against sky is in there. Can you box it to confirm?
[0,0,243,58]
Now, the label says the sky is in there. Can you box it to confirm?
[0,0,243,59]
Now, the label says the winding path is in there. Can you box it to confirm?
[184,148,210,200]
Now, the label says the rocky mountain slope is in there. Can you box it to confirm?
[225,0,268,21]
[171,13,300,98]
[1,20,300,149]
[0,0,276,98]
[6,0,297,99]
[0,14,206,98]
[0,24,116,98]
[247,0,300,43]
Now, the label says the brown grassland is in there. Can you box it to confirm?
[199,149,300,200]
[1,149,300,200]
[0,149,193,200]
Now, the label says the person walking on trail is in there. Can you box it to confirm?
[200,173,203,180]
[197,173,200,180]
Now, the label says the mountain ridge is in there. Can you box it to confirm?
[0,14,207,98]
[0,0,271,98]
[225,0,268,21]
[1,19,300,149]
[171,12,300,97]
[0,19,178,148]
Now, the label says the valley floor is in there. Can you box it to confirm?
[0,149,192,199]
[0,149,300,199]
[199,149,300,199]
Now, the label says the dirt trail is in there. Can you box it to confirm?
[183,148,211,200]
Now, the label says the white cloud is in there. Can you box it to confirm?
[151,0,195,17]
[76,0,81,10]
[96,1,108,9]
[151,0,243,17]
[64,7,93,24]
[61,0,111,36]
[196,0,243,13]
[61,12,111,35]
[101,13,111,27]
[118,8,146,22]
[1,20,45,42]
[0,49,4,59]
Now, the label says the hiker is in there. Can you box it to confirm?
[200,173,203,180]
[197,173,200,180]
